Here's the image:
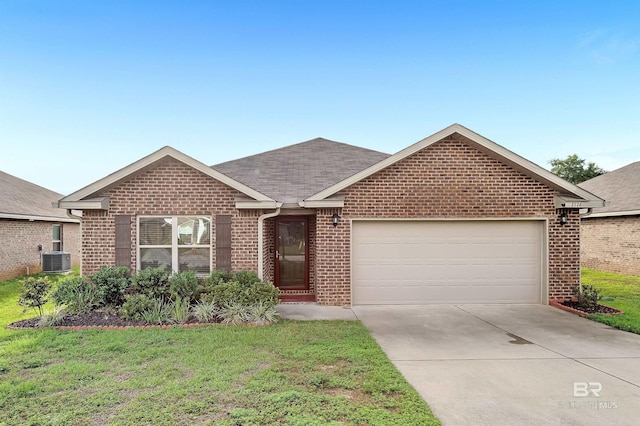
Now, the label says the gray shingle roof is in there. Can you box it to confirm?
[579,161,640,214]
[0,171,68,220]
[212,138,390,203]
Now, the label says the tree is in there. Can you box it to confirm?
[549,154,606,184]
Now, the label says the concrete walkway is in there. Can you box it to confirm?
[278,303,640,426]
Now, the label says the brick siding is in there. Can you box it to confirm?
[0,219,80,281]
[581,215,640,276]
[80,157,259,275]
[314,134,581,305]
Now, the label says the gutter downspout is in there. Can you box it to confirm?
[257,207,281,280]
[67,209,83,276]
[579,208,593,218]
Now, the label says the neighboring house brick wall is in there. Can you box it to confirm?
[80,158,259,275]
[581,216,640,276]
[314,135,581,305]
[0,220,80,281]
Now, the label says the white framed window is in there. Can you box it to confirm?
[138,216,211,274]
[52,224,62,251]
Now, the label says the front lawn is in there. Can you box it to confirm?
[0,274,440,425]
[582,268,640,334]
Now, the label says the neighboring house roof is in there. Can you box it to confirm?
[0,171,78,222]
[307,124,604,208]
[212,138,390,203]
[579,161,640,217]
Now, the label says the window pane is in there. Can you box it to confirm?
[53,242,62,252]
[52,225,61,241]
[178,216,211,245]
[140,248,172,273]
[139,217,172,245]
[178,248,210,274]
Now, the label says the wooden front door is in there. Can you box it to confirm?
[274,216,309,290]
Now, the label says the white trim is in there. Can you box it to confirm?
[298,199,345,208]
[307,123,605,207]
[235,200,282,209]
[349,217,548,306]
[257,208,281,280]
[60,146,275,204]
[582,210,640,218]
[56,197,110,210]
[0,212,80,223]
[554,196,604,209]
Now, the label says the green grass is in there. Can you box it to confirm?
[582,268,640,334]
[0,274,440,426]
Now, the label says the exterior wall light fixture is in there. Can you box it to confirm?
[332,212,340,227]
[559,211,568,226]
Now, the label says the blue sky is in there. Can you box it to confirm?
[1,0,639,195]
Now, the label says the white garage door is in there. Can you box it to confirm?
[352,220,544,305]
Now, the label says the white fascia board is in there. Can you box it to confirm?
[235,200,282,209]
[307,123,605,205]
[0,212,80,223]
[299,199,345,208]
[582,210,640,218]
[60,146,275,203]
[57,197,110,210]
[554,196,606,209]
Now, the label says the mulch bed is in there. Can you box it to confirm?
[550,299,623,317]
[8,310,218,330]
[560,301,621,315]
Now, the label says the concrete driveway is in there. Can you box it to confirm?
[351,305,640,426]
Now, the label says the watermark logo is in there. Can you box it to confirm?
[573,382,602,397]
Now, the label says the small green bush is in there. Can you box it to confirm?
[573,284,601,307]
[37,306,66,328]
[141,297,173,325]
[91,267,130,308]
[169,271,200,302]
[130,268,170,299]
[120,294,155,321]
[233,270,262,287]
[246,302,279,325]
[205,270,279,310]
[51,276,98,314]
[218,302,250,325]
[205,270,234,287]
[18,277,52,317]
[171,297,191,324]
[192,300,218,323]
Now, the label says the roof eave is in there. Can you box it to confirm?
[0,212,81,223]
[57,197,110,210]
[582,209,640,218]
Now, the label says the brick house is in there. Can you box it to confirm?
[580,161,640,276]
[0,171,80,281]
[56,124,603,305]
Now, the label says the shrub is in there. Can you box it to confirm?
[51,276,98,314]
[246,302,279,325]
[120,294,155,321]
[130,268,170,299]
[171,297,191,324]
[18,277,52,317]
[218,302,250,325]
[141,297,173,325]
[192,300,219,323]
[91,267,130,308]
[206,270,279,309]
[37,306,66,328]
[233,270,261,287]
[169,271,200,302]
[573,284,601,307]
[205,270,234,287]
